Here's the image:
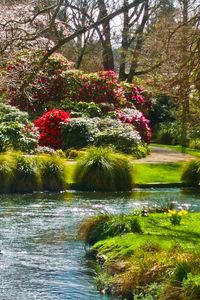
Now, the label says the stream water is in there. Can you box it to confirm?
[0,188,200,300]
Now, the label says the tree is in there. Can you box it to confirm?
[139,0,200,147]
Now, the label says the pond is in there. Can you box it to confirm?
[0,188,200,300]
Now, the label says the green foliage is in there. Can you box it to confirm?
[0,154,15,193]
[83,212,200,299]
[78,214,110,244]
[189,139,200,150]
[78,214,142,245]
[0,103,38,153]
[183,274,200,299]
[38,155,68,191]
[156,122,180,145]
[181,160,200,186]
[73,147,134,191]
[11,153,41,193]
[94,118,143,156]
[66,148,85,159]
[61,117,98,149]
[0,153,68,193]
[60,100,102,117]
[149,95,176,129]
[173,261,192,282]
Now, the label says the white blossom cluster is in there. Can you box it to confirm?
[0,3,69,55]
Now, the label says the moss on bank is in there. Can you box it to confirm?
[79,212,200,299]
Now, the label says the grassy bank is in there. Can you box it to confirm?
[79,212,200,299]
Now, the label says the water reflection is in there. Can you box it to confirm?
[0,188,199,300]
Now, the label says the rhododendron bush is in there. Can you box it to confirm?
[116,109,151,144]
[4,50,152,148]
[0,103,38,153]
[4,50,73,113]
[34,109,70,149]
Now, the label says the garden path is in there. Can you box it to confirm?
[135,146,194,163]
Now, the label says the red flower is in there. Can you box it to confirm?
[34,109,70,149]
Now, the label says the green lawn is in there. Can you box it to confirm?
[152,143,200,158]
[93,212,200,259]
[134,162,182,184]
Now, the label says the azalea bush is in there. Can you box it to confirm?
[34,109,70,149]
[116,108,151,144]
[121,82,152,115]
[0,103,38,153]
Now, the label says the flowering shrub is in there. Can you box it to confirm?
[61,117,98,149]
[34,109,70,149]
[0,103,38,153]
[116,108,151,144]
[94,118,145,156]
[5,53,127,112]
[166,210,188,225]
[121,82,152,115]
[5,50,73,113]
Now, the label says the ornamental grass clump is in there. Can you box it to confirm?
[38,155,68,191]
[73,147,134,191]
[0,154,15,193]
[181,159,200,186]
[11,153,41,193]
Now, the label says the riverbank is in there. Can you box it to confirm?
[79,211,200,299]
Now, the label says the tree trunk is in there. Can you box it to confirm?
[119,0,129,81]
[97,0,115,70]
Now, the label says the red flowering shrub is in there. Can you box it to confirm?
[62,70,126,111]
[116,109,151,144]
[34,109,70,149]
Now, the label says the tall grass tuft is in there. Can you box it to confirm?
[11,153,41,192]
[181,160,200,186]
[73,147,134,191]
[78,214,110,244]
[38,155,68,191]
[0,153,15,193]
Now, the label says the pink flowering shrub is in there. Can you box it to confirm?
[34,109,70,149]
[6,50,73,113]
[121,82,152,116]
[116,109,151,144]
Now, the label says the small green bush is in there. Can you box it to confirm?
[11,154,41,193]
[94,118,143,156]
[61,117,98,149]
[38,155,68,191]
[0,103,38,153]
[60,100,102,117]
[156,122,180,145]
[181,160,200,186]
[73,147,134,191]
[183,274,200,299]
